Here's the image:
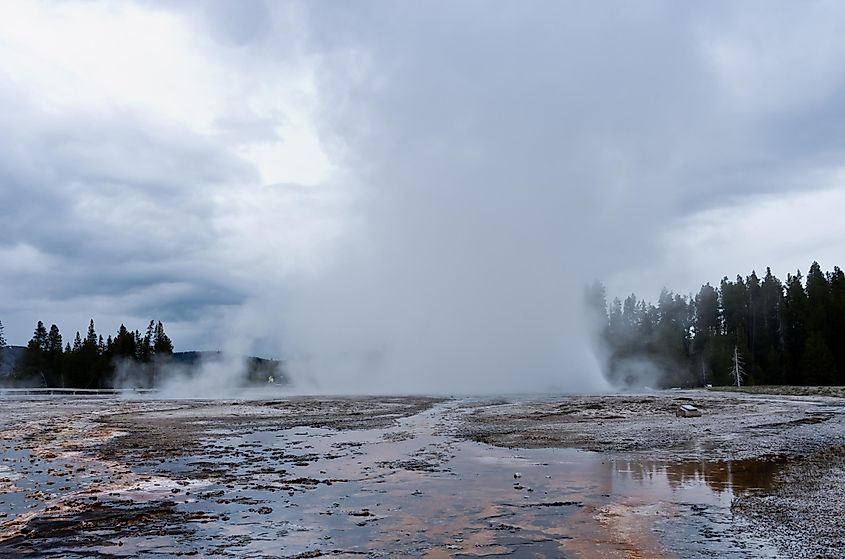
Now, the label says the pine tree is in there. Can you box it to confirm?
[622,294,639,333]
[21,321,49,386]
[85,319,98,349]
[608,298,624,340]
[153,321,173,355]
[0,319,6,371]
[140,320,155,362]
[82,319,101,388]
[639,300,659,343]
[782,272,808,384]
[605,297,625,383]
[655,289,693,386]
[805,261,830,335]
[46,324,63,387]
[149,321,173,388]
[720,275,749,340]
[113,324,136,358]
[693,283,721,385]
[759,268,784,383]
[694,284,720,338]
[746,270,763,377]
[829,267,845,384]
[801,331,836,386]
[134,330,143,359]
[66,331,84,387]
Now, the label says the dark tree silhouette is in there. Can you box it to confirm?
[21,321,49,385]
[0,319,6,371]
[597,261,845,388]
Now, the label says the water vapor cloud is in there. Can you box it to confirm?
[3,2,845,393]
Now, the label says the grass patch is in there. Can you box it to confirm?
[707,385,845,398]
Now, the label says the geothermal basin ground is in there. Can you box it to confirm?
[1,391,844,558]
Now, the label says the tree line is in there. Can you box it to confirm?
[588,261,845,388]
[0,320,6,372]
[0,319,173,388]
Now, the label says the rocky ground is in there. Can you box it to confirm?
[0,391,843,558]
[459,391,845,558]
[459,391,845,460]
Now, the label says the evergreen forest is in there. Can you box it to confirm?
[2,261,843,390]
[0,318,283,389]
[589,261,845,388]
[0,319,173,388]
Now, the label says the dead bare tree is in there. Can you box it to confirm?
[730,345,746,387]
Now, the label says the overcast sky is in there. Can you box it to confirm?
[2,1,845,391]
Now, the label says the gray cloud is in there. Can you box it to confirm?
[2,1,845,392]
[0,69,256,347]
[268,2,845,392]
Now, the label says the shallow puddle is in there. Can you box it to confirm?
[0,400,783,558]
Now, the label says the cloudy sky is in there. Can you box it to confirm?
[2,1,845,391]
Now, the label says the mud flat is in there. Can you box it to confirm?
[0,391,843,558]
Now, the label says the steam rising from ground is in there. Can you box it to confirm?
[256,4,726,394]
[219,4,759,394]
[246,5,705,394]
[277,177,613,393]
[156,354,251,399]
[6,3,842,396]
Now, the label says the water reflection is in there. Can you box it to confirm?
[0,401,785,558]
[611,456,783,496]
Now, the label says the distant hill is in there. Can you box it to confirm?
[170,351,287,384]
[171,350,225,366]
